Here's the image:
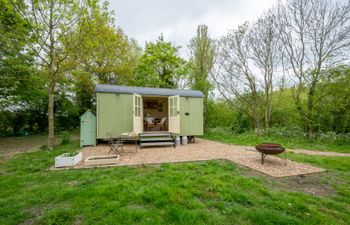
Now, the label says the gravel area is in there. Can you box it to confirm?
[75,138,324,178]
[75,138,324,177]
[289,149,350,157]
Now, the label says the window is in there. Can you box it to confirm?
[170,97,178,117]
[134,95,141,117]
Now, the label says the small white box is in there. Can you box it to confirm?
[55,152,82,168]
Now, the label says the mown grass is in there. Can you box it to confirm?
[0,140,349,224]
[204,131,350,153]
[0,131,79,161]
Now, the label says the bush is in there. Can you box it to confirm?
[316,131,337,144]
[263,125,305,139]
[40,144,49,150]
[315,131,350,144]
[336,133,350,144]
[206,125,350,145]
[60,131,71,145]
[206,127,234,136]
[67,150,79,156]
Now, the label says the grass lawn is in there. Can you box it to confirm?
[0,140,349,224]
[0,131,79,162]
[0,135,48,161]
[204,132,350,153]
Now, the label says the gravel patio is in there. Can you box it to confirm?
[74,138,324,178]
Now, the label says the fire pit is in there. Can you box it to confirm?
[255,143,286,165]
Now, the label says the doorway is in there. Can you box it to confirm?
[142,96,169,132]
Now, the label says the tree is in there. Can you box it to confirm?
[314,65,350,133]
[133,35,186,88]
[15,0,94,148]
[0,0,32,108]
[277,0,350,138]
[188,24,215,128]
[65,2,141,114]
[0,0,49,136]
[213,23,262,130]
[248,10,281,128]
[213,14,283,131]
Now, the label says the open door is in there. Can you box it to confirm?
[168,95,180,134]
[133,94,143,134]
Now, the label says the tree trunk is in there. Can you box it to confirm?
[254,119,260,130]
[252,89,261,132]
[307,122,313,139]
[306,82,316,139]
[253,118,261,135]
[47,80,55,148]
[264,112,269,129]
[264,88,272,129]
[47,2,55,149]
[317,110,321,132]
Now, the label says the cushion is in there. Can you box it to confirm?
[160,117,167,124]
[145,117,154,124]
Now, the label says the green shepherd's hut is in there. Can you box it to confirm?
[95,84,204,140]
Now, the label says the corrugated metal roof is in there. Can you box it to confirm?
[95,84,204,98]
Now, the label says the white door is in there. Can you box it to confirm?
[133,94,143,134]
[168,95,180,134]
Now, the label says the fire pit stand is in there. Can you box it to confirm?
[255,143,287,165]
[261,153,268,165]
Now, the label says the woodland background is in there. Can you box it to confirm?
[1,0,350,147]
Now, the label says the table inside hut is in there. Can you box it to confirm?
[143,117,168,131]
[143,96,169,131]
[154,117,162,124]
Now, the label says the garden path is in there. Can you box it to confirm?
[289,149,350,157]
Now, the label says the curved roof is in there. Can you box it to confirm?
[95,84,204,98]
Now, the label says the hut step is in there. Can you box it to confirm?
[140,142,175,147]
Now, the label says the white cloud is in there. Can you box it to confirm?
[109,0,277,55]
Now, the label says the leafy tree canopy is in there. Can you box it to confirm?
[0,0,35,107]
[133,35,186,88]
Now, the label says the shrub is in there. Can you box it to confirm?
[67,150,79,156]
[206,127,234,136]
[316,131,350,144]
[40,144,49,150]
[336,133,350,144]
[206,125,350,145]
[316,131,337,144]
[60,131,71,145]
[263,125,305,139]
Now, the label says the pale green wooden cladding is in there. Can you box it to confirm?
[97,93,133,138]
[96,86,204,138]
[80,110,96,147]
[180,97,203,135]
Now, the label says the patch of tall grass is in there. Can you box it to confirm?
[204,126,350,152]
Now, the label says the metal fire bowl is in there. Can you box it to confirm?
[255,143,286,165]
[255,144,285,155]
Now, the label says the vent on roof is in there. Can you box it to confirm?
[108,77,116,85]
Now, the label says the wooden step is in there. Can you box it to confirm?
[140,141,175,148]
[139,132,172,137]
[140,137,174,142]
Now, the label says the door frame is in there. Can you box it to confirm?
[168,95,180,134]
[133,93,143,134]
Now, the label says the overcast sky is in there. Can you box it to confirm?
[109,0,277,56]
